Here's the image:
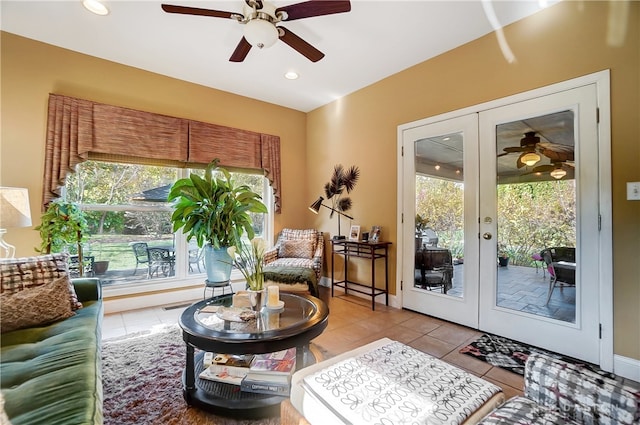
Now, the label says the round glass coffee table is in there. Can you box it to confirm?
[179,292,329,418]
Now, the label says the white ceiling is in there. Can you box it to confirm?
[1,0,551,112]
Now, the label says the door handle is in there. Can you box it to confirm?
[483,232,492,240]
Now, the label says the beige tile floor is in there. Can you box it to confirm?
[103,285,526,399]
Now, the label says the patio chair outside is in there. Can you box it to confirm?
[147,247,175,278]
[540,247,576,305]
[189,247,204,273]
[131,242,150,276]
[414,248,453,293]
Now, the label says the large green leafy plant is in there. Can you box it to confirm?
[168,159,268,249]
[36,200,88,254]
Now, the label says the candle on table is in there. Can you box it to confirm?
[267,285,280,307]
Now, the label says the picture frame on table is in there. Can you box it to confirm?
[369,226,381,242]
[349,225,361,241]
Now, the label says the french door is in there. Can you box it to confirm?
[402,114,479,328]
[400,76,610,365]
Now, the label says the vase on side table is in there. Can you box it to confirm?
[247,288,266,312]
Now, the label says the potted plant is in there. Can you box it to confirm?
[227,238,267,310]
[498,243,510,267]
[168,159,268,283]
[415,214,430,250]
[35,200,90,275]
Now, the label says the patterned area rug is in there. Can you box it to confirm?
[459,334,617,379]
[459,333,587,376]
[102,324,328,425]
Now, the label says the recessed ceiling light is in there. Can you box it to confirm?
[284,71,299,80]
[83,0,109,16]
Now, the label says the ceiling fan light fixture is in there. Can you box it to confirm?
[550,168,567,179]
[244,19,278,49]
[82,0,109,15]
[521,152,541,166]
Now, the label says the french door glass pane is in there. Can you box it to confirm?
[414,132,464,298]
[495,111,577,323]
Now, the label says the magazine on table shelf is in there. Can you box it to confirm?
[199,352,254,385]
[247,347,296,377]
[207,352,255,368]
[199,363,250,385]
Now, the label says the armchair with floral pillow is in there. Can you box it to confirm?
[263,229,324,296]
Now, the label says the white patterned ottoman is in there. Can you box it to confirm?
[286,338,505,425]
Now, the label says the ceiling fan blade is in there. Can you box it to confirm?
[161,4,240,20]
[230,37,252,62]
[540,148,574,162]
[278,27,324,62]
[502,146,525,153]
[538,142,574,152]
[276,0,351,21]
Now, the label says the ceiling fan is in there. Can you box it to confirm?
[161,0,351,63]
[498,131,574,168]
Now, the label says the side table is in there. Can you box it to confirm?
[331,240,391,310]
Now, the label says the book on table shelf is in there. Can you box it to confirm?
[239,347,296,395]
[240,375,291,395]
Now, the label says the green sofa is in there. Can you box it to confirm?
[1,278,103,425]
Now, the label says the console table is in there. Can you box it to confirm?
[331,240,391,310]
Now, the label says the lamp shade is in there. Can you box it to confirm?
[308,196,324,214]
[0,187,32,228]
[521,152,541,166]
[244,19,279,49]
[550,168,567,179]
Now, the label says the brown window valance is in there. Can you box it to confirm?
[43,94,282,212]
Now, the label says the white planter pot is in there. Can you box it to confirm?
[204,245,233,283]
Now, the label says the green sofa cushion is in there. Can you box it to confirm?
[0,300,103,425]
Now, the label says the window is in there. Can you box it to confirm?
[65,160,272,290]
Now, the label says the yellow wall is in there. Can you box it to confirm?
[1,1,638,359]
[307,1,639,359]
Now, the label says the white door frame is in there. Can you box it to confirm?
[396,70,612,370]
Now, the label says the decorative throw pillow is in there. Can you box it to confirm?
[0,275,75,333]
[0,253,82,310]
[279,240,314,259]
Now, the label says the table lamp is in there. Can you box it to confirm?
[0,187,32,258]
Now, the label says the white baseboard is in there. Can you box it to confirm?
[614,354,640,382]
